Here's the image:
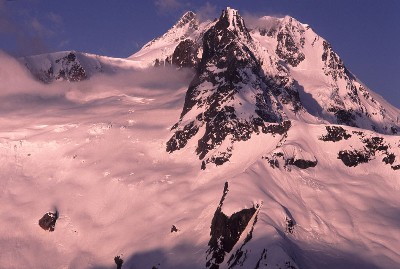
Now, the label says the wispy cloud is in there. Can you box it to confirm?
[0,1,65,56]
[0,51,194,115]
[47,12,63,25]
[195,2,218,22]
[241,11,285,30]
[30,17,54,36]
[58,39,70,49]
[154,0,183,14]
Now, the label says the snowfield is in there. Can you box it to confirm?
[0,51,399,269]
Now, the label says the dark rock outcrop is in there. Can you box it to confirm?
[226,211,259,268]
[322,41,348,81]
[319,126,352,142]
[170,225,179,233]
[206,182,258,269]
[23,52,88,83]
[285,158,317,169]
[171,39,200,68]
[254,249,268,269]
[54,52,87,81]
[114,256,123,269]
[38,211,58,232]
[263,147,317,170]
[338,149,371,167]
[275,17,305,67]
[285,217,295,234]
[337,133,399,169]
[392,164,400,170]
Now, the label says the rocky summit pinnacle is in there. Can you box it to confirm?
[217,7,252,42]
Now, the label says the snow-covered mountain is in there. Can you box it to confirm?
[1,7,399,269]
[130,8,399,137]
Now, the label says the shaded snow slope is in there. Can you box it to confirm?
[1,51,400,269]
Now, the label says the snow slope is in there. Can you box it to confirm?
[1,49,400,269]
[128,11,211,68]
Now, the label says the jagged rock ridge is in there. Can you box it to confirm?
[166,8,299,168]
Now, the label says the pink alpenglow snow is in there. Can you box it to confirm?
[0,7,399,269]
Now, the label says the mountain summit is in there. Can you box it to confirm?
[133,7,399,169]
[130,7,399,134]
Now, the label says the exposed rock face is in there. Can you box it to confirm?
[285,217,295,234]
[206,182,258,269]
[170,225,179,233]
[38,211,58,232]
[319,126,352,142]
[322,41,348,81]
[247,14,400,135]
[318,40,400,132]
[171,39,200,68]
[254,249,268,269]
[114,256,123,269]
[392,164,400,170]
[54,52,87,81]
[338,149,370,167]
[275,17,306,67]
[166,8,293,168]
[226,217,258,268]
[285,158,317,169]
[263,144,317,170]
[330,130,400,169]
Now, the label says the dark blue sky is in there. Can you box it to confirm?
[0,0,399,108]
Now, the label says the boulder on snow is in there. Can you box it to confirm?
[38,211,58,232]
[285,217,295,234]
[171,225,179,233]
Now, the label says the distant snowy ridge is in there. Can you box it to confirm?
[19,51,142,83]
